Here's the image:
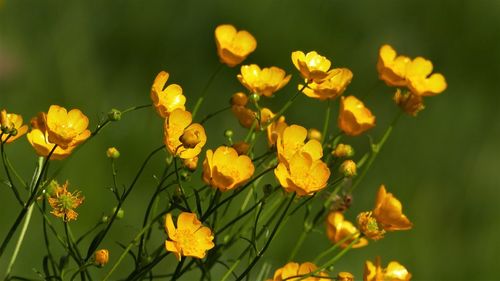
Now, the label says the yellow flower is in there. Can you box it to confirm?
[0,109,28,143]
[301,68,353,100]
[94,249,109,267]
[373,185,413,231]
[364,257,412,281]
[27,113,78,160]
[163,109,206,159]
[202,146,254,192]
[267,262,329,281]
[331,143,354,158]
[237,64,291,97]
[326,211,368,248]
[231,105,275,130]
[182,157,198,171]
[339,160,357,177]
[47,181,84,222]
[150,71,186,118]
[357,211,386,241]
[338,96,375,136]
[45,105,90,149]
[307,128,322,142]
[276,124,323,165]
[266,113,287,147]
[377,44,447,96]
[291,51,333,83]
[215,24,257,67]
[337,272,355,281]
[164,212,215,261]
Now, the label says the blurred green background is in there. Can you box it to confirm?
[1,0,499,280]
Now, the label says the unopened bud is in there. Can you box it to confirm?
[337,272,354,281]
[108,109,122,121]
[101,215,109,223]
[179,128,200,149]
[232,141,250,155]
[182,157,198,171]
[94,249,109,267]
[224,129,234,138]
[332,143,354,158]
[249,92,260,103]
[112,207,124,219]
[230,92,248,106]
[307,128,322,142]
[106,147,120,159]
[180,170,190,181]
[339,160,357,177]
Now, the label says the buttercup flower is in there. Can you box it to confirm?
[45,105,90,149]
[357,211,386,240]
[164,212,215,261]
[377,45,410,87]
[373,185,413,231]
[338,96,375,136]
[301,68,353,100]
[338,272,355,281]
[291,51,333,83]
[364,257,412,281]
[231,105,275,130]
[27,113,78,160]
[182,157,198,171]
[164,109,206,159]
[266,113,287,147]
[267,262,329,281]
[47,180,84,222]
[94,249,109,267]
[202,146,254,192]
[339,160,357,177]
[150,71,186,118]
[326,211,368,248]
[332,143,354,158]
[215,24,257,67]
[0,109,28,143]
[307,128,322,142]
[237,64,291,97]
[276,124,323,165]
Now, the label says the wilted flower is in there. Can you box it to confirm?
[215,24,257,67]
[326,211,368,248]
[364,257,412,281]
[164,109,206,159]
[393,89,425,117]
[47,181,84,222]
[267,262,329,281]
[164,212,215,261]
[150,71,186,118]
[237,64,291,97]
[202,146,254,192]
[291,51,333,83]
[45,105,90,149]
[338,96,375,136]
[0,109,28,143]
[301,68,353,100]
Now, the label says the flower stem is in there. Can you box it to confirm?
[289,230,307,261]
[321,99,333,143]
[192,64,223,119]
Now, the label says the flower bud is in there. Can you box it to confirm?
[106,147,120,159]
[224,129,234,138]
[108,109,122,121]
[180,170,190,182]
[182,157,198,171]
[337,272,354,281]
[232,141,250,155]
[94,249,109,267]
[112,207,124,219]
[339,160,357,177]
[230,92,248,106]
[307,128,322,142]
[249,92,260,103]
[332,143,354,158]
[101,215,109,223]
[165,153,173,166]
[179,128,201,149]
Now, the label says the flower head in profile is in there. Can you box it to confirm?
[237,64,291,97]
[274,125,330,196]
[164,109,206,159]
[291,51,333,83]
[27,113,78,160]
[45,105,90,149]
[266,113,287,147]
[164,212,215,261]
[215,24,257,67]
[202,146,254,192]
[267,262,329,281]
[0,109,28,143]
[373,185,413,231]
[364,257,412,281]
[150,71,186,118]
[338,96,375,136]
[94,249,109,267]
[301,68,353,100]
[326,211,368,249]
[47,181,84,222]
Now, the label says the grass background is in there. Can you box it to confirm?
[1,0,499,280]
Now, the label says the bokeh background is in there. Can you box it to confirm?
[1,0,500,280]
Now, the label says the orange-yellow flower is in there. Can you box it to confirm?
[337,272,355,281]
[164,212,214,261]
[150,71,186,118]
[94,249,109,266]
[27,113,77,160]
[215,24,257,67]
[47,181,84,222]
[266,113,287,147]
[164,109,206,159]
[377,44,447,96]
[276,124,323,165]
[45,105,90,149]
[231,105,275,130]
[0,109,28,143]
[202,146,254,192]
[267,262,329,281]
[291,51,333,83]
[373,185,413,231]
[301,68,353,100]
[237,64,291,97]
[326,211,368,248]
[364,257,412,281]
[338,96,375,136]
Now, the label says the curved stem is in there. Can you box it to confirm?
[200,106,231,125]
[192,64,223,119]
[1,136,24,206]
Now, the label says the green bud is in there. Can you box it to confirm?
[224,129,233,138]
[249,93,260,103]
[112,207,125,219]
[101,215,109,223]
[108,109,122,121]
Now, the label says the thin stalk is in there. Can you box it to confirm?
[0,135,24,205]
[289,231,307,261]
[200,106,231,125]
[321,99,333,143]
[192,64,223,119]
[264,83,308,128]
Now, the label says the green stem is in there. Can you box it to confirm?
[289,231,307,261]
[200,105,231,125]
[0,135,24,205]
[321,99,333,143]
[264,83,308,128]
[192,64,223,119]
